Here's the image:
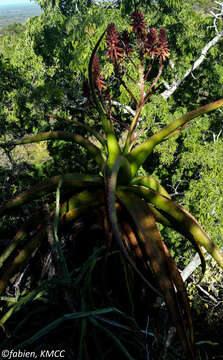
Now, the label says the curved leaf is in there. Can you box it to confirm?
[147,203,206,278]
[126,98,223,177]
[89,317,136,360]
[16,308,120,348]
[105,158,161,296]
[0,212,43,269]
[0,173,103,217]
[126,185,223,269]
[131,176,171,198]
[0,189,105,268]
[88,29,121,168]
[45,114,107,149]
[119,219,145,266]
[116,189,194,359]
[148,204,172,226]
[0,131,105,168]
[0,189,105,295]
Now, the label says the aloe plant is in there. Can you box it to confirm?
[1,11,223,359]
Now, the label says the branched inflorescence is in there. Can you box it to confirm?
[83,11,170,123]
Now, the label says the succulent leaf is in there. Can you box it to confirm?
[127,185,223,269]
[130,175,171,198]
[0,173,103,217]
[105,158,161,296]
[0,189,105,295]
[0,131,105,168]
[116,189,195,359]
[126,98,223,177]
[147,203,206,278]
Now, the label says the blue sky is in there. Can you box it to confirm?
[0,0,37,5]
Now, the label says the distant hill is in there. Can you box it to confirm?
[0,3,42,28]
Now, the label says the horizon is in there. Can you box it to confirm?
[0,0,42,27]
[0,0,38,6]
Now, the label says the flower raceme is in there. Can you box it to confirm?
[130,10,147,40]
[106,15,170,64]
[106,23,123,62]
[119,30,133,58]
[92,53,106,92]
[145,27,158,58]
[85,12,170,118]
[145,27,170,60]
[157,28,170,60]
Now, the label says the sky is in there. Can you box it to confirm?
[0,0,37,5]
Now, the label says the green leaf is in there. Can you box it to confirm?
[0,131,105,168]
[89,317,136,360]
[127,185,223,270]
[126,99,223,177]
[88,29,121,168]
[16,308,120,348]
[45,114,107,149]
[130,176,171,198]
[116,189,195,359]
[0,189,105,294]
[0,173,103,217]
[105,157,161,296]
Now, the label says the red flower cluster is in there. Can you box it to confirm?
[119,30,133,57]
[106,23,123,62]
[131,11,147,40]
[157,28,170,60]
[93,54,106,92]
[88,12,170,104]
[145,27,170,60]
[145,28,158,58]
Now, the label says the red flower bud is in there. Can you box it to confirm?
[157,28,170,60]
[145,27,170,60]
[106,23,123,62]
[92,54,106,92]
[145,28,158,58]
[131,11,147,40]
[119,30,133,57]
[92,53,101,79]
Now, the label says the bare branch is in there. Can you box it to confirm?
[111,100,136,116]
[197,284,218,303]
[180,250,210,282]
[161,2,223,101]
[180,246,223,283]
[161,29,223,100]
[209,1,223,34]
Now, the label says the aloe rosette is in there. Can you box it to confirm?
[1,12,223,359]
